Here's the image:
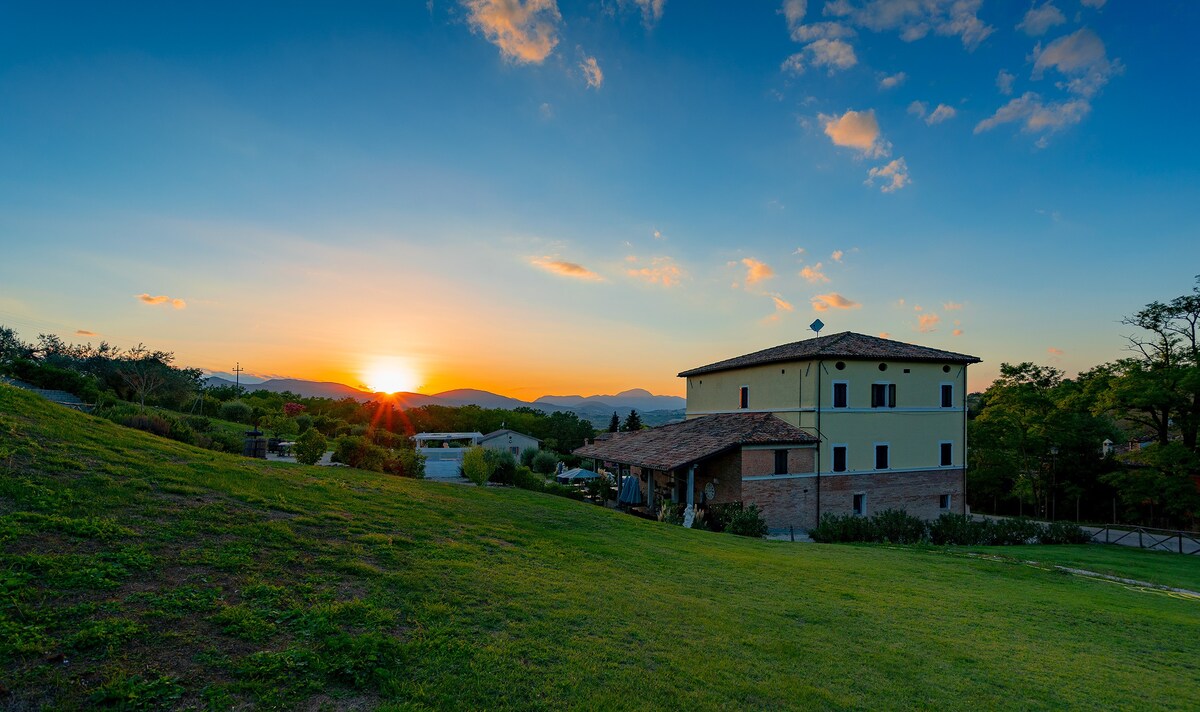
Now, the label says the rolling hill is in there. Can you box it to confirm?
[3,384,1197,709]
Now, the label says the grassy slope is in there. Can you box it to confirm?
[1,384,1198,710]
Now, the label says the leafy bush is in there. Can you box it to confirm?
[542,481,586,501]
[485,449,517,485]
[184,415,212,433]
[810,513,876,543]
[513,466,547,492]
[659,501,684,525]
[219,400,254,424]
[387,448,425,479]
[991,517,1044,546]
[929,514,990,546]
[1042,520,1090,545]
[727,504,769,538]
[461,446,494,486]
[704,502,744,533]
[332,436,387,471]
[121,414,171,438]
[295,429,327,466]
[871,508,928,544]
[167,417,194,444]
[531,450,557,475]
[519,447,538,468]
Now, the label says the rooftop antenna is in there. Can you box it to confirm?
[809,318,825,337]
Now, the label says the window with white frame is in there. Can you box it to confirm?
[871,383,897,408]
[853,493,866,516]
[874,444,890,470]
[832,444,848,473]
[939,442,953,467]
[939,494,952,510]
[832,381,848,409]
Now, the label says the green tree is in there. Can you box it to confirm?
[531,450,557,475]
[622,410,643,432]
[462,446,494,486]
[608,412,620,433]
[294,429,327,465]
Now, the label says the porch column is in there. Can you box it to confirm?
[687,465,695,507]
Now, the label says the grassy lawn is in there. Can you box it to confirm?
[952,544,1200,593]
[2,384,1199,710]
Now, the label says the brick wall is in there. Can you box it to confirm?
[740,446,816,477]
[742,468,964,532]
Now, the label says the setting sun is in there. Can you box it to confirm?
[364,359,421,394]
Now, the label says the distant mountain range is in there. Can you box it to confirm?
[203,377,685,427]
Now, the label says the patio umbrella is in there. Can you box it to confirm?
[617,473,642,505]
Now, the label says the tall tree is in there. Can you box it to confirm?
[608,412,620,433]
[622,409,643,432]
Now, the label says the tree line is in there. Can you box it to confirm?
[968,277,1200,529]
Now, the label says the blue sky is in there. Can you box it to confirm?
[1,1,1198,397]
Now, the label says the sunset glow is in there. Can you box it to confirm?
[364,360,421,395]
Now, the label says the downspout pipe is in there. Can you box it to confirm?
[816,358,822,528]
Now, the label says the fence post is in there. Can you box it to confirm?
[1105,526,1109,544]
[1181,532,1184,555]
[1138,529,1143,548]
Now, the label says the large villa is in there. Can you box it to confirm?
[575,331,980,532]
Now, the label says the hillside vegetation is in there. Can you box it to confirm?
[1,385,1198,710]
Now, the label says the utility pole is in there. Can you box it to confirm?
[232,362,244,392]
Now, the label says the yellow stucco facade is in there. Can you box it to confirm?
[685,358,968,477]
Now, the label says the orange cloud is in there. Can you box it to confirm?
[831,250,844,262]
[952,328,963,336]
[627,257,683,287]
[878,332,891,339]
[462,0,561,64]
[943,301,964,310]
[1047,347,1064,356]
[741,258,774,286]
[771,294,794,312]
[917,313,940,332]
[811,293,860,311]
[821,109,889,157]
[800,263,829,283]
[137,294,187,309]
[531,257,603,281]
[75,329,98,337]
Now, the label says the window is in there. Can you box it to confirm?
[739,386,749,409]
[941,383,954,408]
[832,445,847,473]
[871,383,897,408]
[875,444,889,470]
[940,442,953,467]
[939,494,951,510]
[774,449,788,475]
[853,493,866,516]
[832,381,848,408]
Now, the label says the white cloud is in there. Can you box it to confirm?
[821,109,890,157]
[974,92,1090,135]
[1032,28,1121,98]
[831,250,844,262]
[826,0,994,50]
[808,38,858,71]
[811,293,861,311]
[782,39,857,75]
[628,0,665,27]
[1017,3,1066,36]
[878,71,906,89]
[926,103,956,124]
[865,157,910,192]
[462,0,561,64]
[539,102,555,119]
[793,247,807,256]
[782,0,808,29]
[800,263,829,283]
[782,0,856,42]
[996,69,1015,95]
[653,229,664,240]
[580,55,603,89]
[1080,0,1106,8]
[908,100,928,118]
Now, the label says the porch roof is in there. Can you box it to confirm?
[573,413,817,472]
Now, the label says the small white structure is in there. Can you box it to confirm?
[478,429,541,458]
[413,432,483,479]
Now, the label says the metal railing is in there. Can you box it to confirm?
[1089,525,1200,555]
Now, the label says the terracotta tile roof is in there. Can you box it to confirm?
[677,331,981,377]
[573,413,818,472]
